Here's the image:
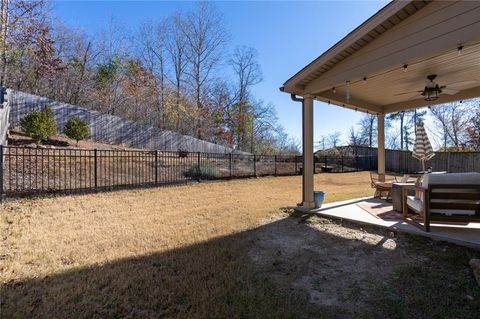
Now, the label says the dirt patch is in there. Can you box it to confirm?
[248,212,413,314]
[8,129,144,150]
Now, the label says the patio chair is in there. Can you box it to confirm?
[402,173,480,232]
[370,172,398,201]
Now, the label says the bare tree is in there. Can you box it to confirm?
[358,114,376,147]
[0,0,46,88]
[250,100,277,153]
[229,45,262,149]
[465,108,480,151]
[430,101,475,150]
[136,20,168,128]
[182,2,229,138]
[328,131,341,149]
[230,45,262,103]
[316,135,327,151]
[1,2,299,154]
[387,109,426,150]
[348,127,365,155]
[166,11,189,131]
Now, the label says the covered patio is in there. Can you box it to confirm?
[311,197,480,248]
[280,0,480,237]
[281,0,479,207]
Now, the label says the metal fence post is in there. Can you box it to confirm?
[274,155,277,176]
[253,154,256,177]
[295,155,298,174]
[341,155,344,173]
[0,145,3,197]
[155,150,158,185]
[229,153,232,179]
[197,152,201,182]
[94,149,98,189]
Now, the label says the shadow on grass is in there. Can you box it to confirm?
[1,215,479,319]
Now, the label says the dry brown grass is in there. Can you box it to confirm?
[1,172,478,318]
[0,172,373,281]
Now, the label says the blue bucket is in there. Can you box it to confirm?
[314,191,325,208]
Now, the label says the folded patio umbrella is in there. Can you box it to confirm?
[412,120,435,171]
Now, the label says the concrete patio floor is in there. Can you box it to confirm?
[299,197,480,249]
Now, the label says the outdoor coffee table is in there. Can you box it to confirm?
[392,182,415,212]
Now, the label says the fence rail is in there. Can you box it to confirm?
[0,146,378,197]
[2,145,478,197]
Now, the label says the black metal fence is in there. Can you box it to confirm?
[0,146,377,197]
[2,145,478,197]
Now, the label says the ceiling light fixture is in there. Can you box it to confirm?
[421,74,442,101]
[457,45,464,56]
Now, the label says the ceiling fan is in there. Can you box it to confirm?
[394,74,476,101]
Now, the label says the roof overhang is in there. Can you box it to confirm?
[281,0,480,114]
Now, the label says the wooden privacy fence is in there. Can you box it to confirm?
[0,146,378,197]
[385,149,480,173]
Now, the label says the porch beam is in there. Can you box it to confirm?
[314,92,383,114]
[377,113,385,182]
[302,95,315,208]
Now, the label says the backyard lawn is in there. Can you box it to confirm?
[1,172,479,318]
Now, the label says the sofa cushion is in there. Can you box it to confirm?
[407,195,423,212]
[422,172,480,188]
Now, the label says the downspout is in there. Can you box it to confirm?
[285,89,306,205]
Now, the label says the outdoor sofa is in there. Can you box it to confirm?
[402,172,480,232]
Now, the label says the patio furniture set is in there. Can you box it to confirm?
[371,171,480,232]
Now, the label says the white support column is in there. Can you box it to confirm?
[377,113,386,182]
[302,95,315,208]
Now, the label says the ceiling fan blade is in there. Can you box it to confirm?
[442,88,459,95]
[393,90,422,96]
[445,80,478,88]
[407,94,422,101]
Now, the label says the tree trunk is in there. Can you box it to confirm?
[0,0,9,88]
[400,115,404,150]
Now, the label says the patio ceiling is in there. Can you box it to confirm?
[281,0,480,114]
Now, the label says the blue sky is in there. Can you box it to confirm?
[51,0,389,147]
